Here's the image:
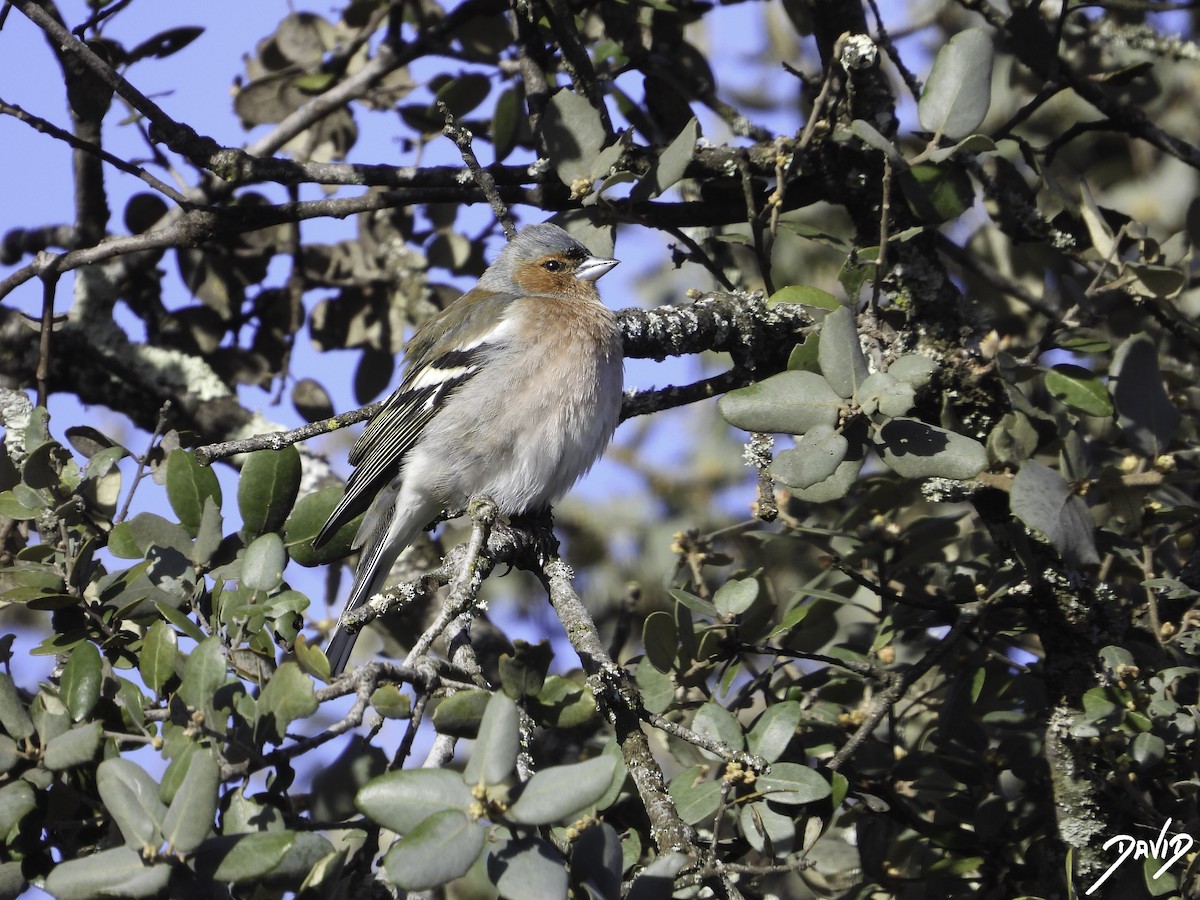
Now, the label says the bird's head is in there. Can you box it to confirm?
[481,223,618,298]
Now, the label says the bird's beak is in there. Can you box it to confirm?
[576,255,618,283]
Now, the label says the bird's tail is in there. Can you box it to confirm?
[326,492,437,675]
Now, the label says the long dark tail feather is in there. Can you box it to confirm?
[325,495,433,676]
[325,544,392,676]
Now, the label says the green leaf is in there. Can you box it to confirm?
[541,88,608,189]
[1010,459,1100,569]
[431,72,492,118]
[237,445,301,536]
[178,636,227,713]
[43,720,103,770]
[531,676,598,729]
[192,496,223,566]
[370,684,412,719]
[643,610,678,672]
[140,620,179,694]
[382,809,486,891]
[0,672,34,740]
[769,285,840,310]
[1078,180,1115,258]
[65,424,125,458]
[713,578,758,617]
[487,836,568,899]
[192,832,296,883]
[1126,262,1185,299]
[900,162,975,224]
[668,767,722,825]
[156,600,205,643]
[357,768,473,833]
[636,658,674,715]
[1111,333,1180,456]
[927,133,997,163]
[1131,732,1166,769]
[787,448,864,504]
[508,755,618,825]
[1045,364,1114,417]
[888,353,938,390]
[44,846,172,900]
[108,512,193,559]
[773,424,849,489]
[918,27,994,140]
[61,640,102,721]
[692,702,744,760]
[0,489,39,520]
[874,418,988,480]
[166,449,221,536]
[498,640,552,699]
[97,758,167,850]
[631,117,697,201]
[818,305,869,399]
[747,701,801,763]
[717,370,843,435]
[464,692,519,787]
[432,689,491,738]
[254,661,317,746]
[837,245,879,302]
[0,734,17,776]
[668,588,717,619]
[242,532,286,592]
[987,411,1039,467]
[755,762,831,805]
[0,861,24,898]
[492,86,520,162]
[0,781,36,836]
[161,745,218,853]
[285,486,358,566]
[740,799,796,854]
[569,823,622,900]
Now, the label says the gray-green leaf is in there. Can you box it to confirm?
[818,305,869,399]
[382,809,486,891]
[874,418,987,480]
[357,768,472,833]
[242,532,286,592]
[508,755,618,825]
[44,846,171,900]
[464,692,519,787]
[1111,333,1180,456]
[98,758,167,850]
[773,424,849,489]
[237,445,301,537]
[718,370,843,435]
[918,28,994,140]
[161,745,218,853]
[1010,459,1100,569]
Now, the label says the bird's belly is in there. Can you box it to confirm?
[416,346,622,513]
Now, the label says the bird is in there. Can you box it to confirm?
[313,222,624,675]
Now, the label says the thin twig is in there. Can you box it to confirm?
[0,98,192,206]
[827,606,976,771]
[404,497,497,664]
[35,271,57,408]
[194,402,380,467]
[540,556,698,856]
[114,402,170,524]
[642,709,769,772]
[437,101,515,239]
[870,156,892,313]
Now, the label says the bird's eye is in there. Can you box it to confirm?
[542,259,566,273]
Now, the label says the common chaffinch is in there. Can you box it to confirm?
[314,222,623,675]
